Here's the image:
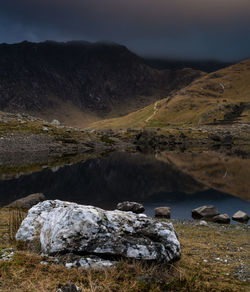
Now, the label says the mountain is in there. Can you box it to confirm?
[144,58,233,73]
[0,41,204,127]
[90,59,250,129]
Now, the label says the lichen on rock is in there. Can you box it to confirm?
[16,200,181,264]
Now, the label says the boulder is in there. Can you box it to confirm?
[56,284,82,292]
[232,211,249,223]
[16,200,181,264]
[192,205,219,220]
[155,207,171,219]
[213,214,230,224]
[116,201,145,214]
[7,193,46,209]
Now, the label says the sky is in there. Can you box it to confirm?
[0,0,250,61]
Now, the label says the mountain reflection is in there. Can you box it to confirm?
[0,151,249,215]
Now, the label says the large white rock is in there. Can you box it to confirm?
[16,200,181,263]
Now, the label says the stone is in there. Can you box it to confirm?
[199,220,209,227]
[56,283,82,292]
[16,200,181,264]
[192,205,219,220]
[52,119,61,126]
[213,214,230,224]
[155,207,171,219]
[63,255,115,269]
[7,193,46,209]
[232,210,249,223]
[42,127,49,132]
[116,201,145,214]
[0,248,15,261]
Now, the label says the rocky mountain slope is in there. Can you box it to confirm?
[91,59,250,129]
[0,41,204,127]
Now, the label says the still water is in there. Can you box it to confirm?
[0,151,249,221]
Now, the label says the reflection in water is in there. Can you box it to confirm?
[0,151,249,220]
[155,151,250,201]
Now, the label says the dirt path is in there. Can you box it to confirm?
[146,101,161,123]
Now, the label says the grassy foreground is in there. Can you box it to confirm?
[0,208,249,292]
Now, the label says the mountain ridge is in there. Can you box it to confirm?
[0,41,204,127]
[90,59,250,129]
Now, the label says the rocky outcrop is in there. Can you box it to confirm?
[16,200,181,264]
[232,211,249,223]
[7,193,46,209]
[116,201,145,214]
[155,207,171,219]
[213,214,230,224]
[192,205,219,220]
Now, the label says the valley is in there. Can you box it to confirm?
[0,41,249,292]
[0,41,204,127]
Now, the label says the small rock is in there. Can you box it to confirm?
[43,127,49,132]
[52,119,61,126]
[116,201,145,214]
[155,207,171,219]
[78,255,115,269]
[199,220,209,227]
[232,210,249,223]
[192,205,219,220]
[7,193,46,209]
[209,134,221,142]
[56,283,82,292]
[0,248,15,261]
[213,214,230,224]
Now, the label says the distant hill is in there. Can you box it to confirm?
[144,58,234,73]
[0,41,204,127]
[91,59,250,129]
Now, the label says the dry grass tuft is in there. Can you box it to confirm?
[7,208,27,243]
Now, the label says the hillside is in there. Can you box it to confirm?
[0,41,204,127]
[90,59,250,129]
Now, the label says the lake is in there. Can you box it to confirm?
[0,150,249,222]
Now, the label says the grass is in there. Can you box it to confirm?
[7,208,27,243]
[0,208,249,291]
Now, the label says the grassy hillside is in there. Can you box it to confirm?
[90,59,250,129]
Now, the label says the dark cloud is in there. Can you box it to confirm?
[0,0,250,60]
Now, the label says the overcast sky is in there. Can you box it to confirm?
[0,0,250,61]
